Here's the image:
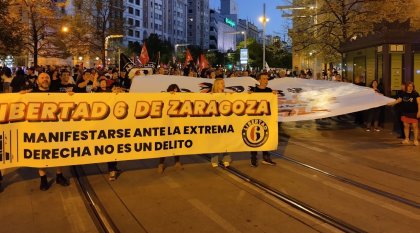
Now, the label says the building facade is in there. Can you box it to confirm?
[236,19,259,43]
[187,0,210,49]
[341,20,420,96]
[125,0,187,45]
[220,0,237,15]
[125,0,143,44]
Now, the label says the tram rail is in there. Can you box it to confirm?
[203,155,366,233]
[72,165,120,233]
[270,152,420,209]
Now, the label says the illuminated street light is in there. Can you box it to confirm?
[175,43,190,54]
[61,26,69,33]
[105,34,124,67]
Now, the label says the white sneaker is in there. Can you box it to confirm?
[223,162,230,167]
[109,171,117,181]
[414,140,419,146]
[402,139,410,145]
[211,163,218,168]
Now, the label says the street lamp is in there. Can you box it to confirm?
[174,43,190,54]
[105,34,124,67]
[259,3,269,70]
[61,26,69,33]
[241,31,247,48]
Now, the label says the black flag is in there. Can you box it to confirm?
[120,53,135,72]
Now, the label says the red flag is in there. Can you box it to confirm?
[140,43,149,65]
[199,54,210,70]
[184,48,193,66]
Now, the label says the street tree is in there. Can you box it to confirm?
[142,33,173,64]
[64,0,125,67]
[235,38,263,69]
[0,0,23,57]
[288,0,419,63]
[9,0,68,67]
[266,40,292,68]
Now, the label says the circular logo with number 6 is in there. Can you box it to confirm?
[242,119,269,147]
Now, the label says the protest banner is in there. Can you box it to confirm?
[130,76,395,122]
[0,92,278,169]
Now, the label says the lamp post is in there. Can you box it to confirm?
[259,3,269,70]
[175,43,190,54]
[174,44,190,66]
[241,31,247,48]
[105,34,124,68]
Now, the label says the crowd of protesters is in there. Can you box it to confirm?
[0,62,418,193]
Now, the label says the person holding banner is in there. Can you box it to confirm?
[210,78,232,168]
[249,73,277,167]
[388,82,420,146]
[94,76,124,180]
[157,84,183,173]
[0,171,3,193]
[28,72,71,190]
[366,80,383,132]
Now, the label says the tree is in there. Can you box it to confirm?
[235,38,263,69]
[288,0,419,63]
[0,0,23,57]
[13,0,69,67]
[125,41,141,58]
[206,51,224,67]
[142,33,174,64]
[64,0,125,67]
[266,42,292,68]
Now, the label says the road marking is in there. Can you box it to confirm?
[287,140,326,153]
[161,176,181,189]
[188,198,241,233]
[328,152,350,161]
[280,136,349,161]
[282,165,420,220]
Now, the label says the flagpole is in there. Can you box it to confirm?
[118,48,121,76]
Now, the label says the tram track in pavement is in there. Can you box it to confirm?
[72,154,366,233]
[71,165,123,233]
[202,155,366,233]
[270,151,420,209]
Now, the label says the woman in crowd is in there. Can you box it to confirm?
[0,171,3,193]
[157,84,183,173]
[210,78,232,168]
[388,82,420,145]
[94,75,123,180]
[1,67,13,93]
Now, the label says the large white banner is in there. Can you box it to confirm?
[130,75,395,122]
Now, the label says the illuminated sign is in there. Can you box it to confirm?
[224,18,236,28]
[240,49,248,64]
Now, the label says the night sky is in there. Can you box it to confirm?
[209,0,290,39]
